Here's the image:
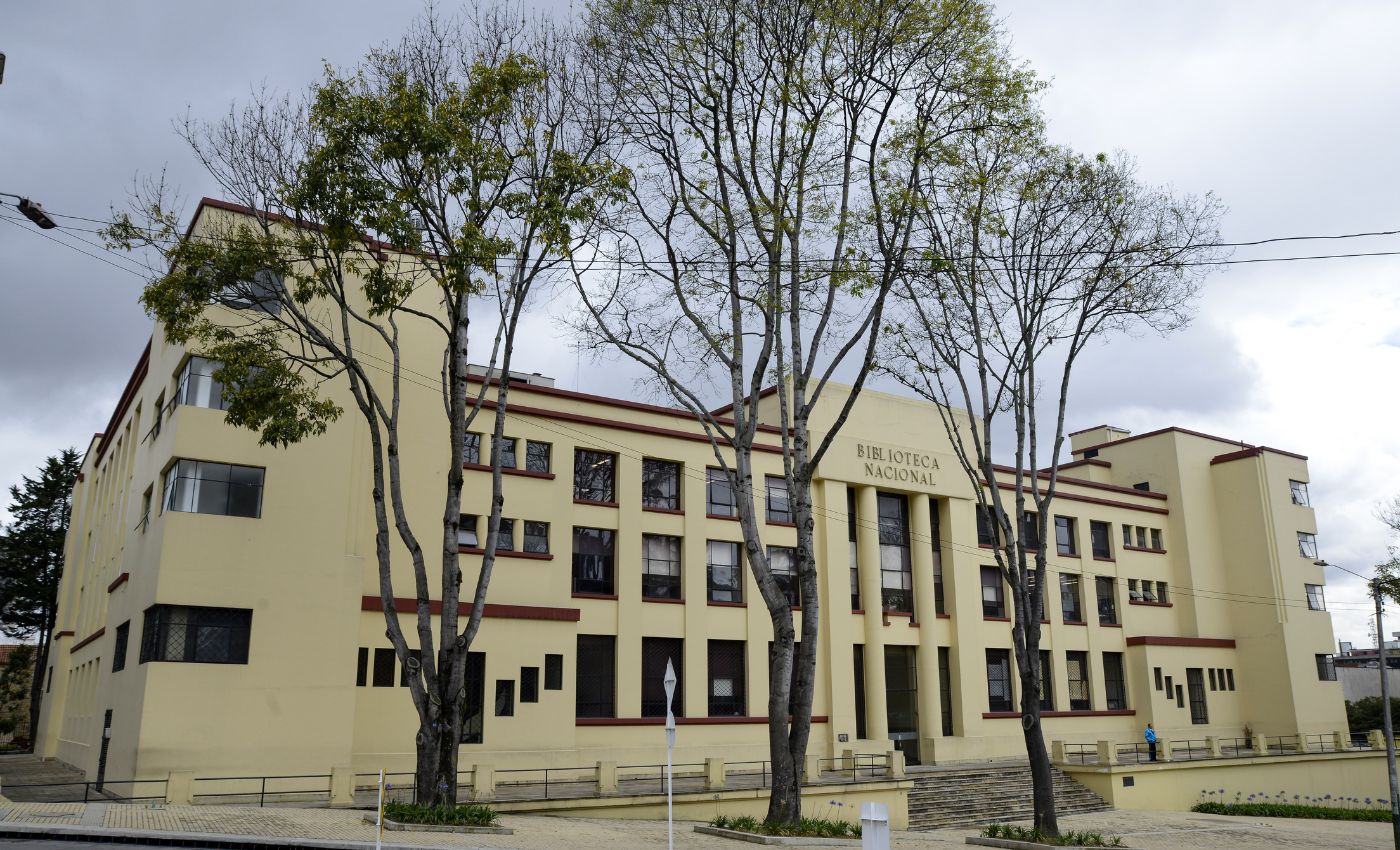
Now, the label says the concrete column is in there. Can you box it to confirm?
[1095,740,1113,765]
[470,764,495,801]
[704,758,726,790]
[1253,733,1268,755]
[596,761,617,794]
[165,770,194,805]
[1206,737,1222,758]
[1370,730,1387,751]
[1050,740,1066,763]
[329,766,354,806]
[1158,738,1173,762]
[856,486,889,742]
[909,493,943,752]
[885,750,906,779]
[803,752,823,784]
[1333,730,1349,751]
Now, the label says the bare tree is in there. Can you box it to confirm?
[884,125,1225,833]
[573,0,1021,824]
[106,7,623,805]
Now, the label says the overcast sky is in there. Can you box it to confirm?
[2,2,1398,645]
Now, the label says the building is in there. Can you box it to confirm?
[35,199,1348,786]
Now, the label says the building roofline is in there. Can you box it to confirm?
[1067,423,1126,438]
[710,385,779,417]
[988,464,1168,500]
[1071,425,1306,461]
[93,338,152,466]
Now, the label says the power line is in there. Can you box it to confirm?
[5,214,1384,615]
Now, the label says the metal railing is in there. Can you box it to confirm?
[727,760,771,788]
[617,762,706,795]
[190,774,332,807]
[1061,743,1098,764]
[494,766,593,800]
[1114,742,1150,763]
[1302,733,1339,753]
[1218,737,1254,756]
[817,753,885,781]
[1264,734,1301,754]
[1,777,167,803]
[1173,739,1209,760]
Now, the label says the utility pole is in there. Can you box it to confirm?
[1374,578,1400,850]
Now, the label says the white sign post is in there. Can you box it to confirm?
[664,658,677,850]
[375,768,385,850]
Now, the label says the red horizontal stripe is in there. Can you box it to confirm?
[362,596,579,622]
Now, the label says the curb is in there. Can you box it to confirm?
[695,825,861,846]
[0,821,461,849]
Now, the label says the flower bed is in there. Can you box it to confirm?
[381,801,501,827]
[977,824,1124,847]
[707,814,861,839]
[1194,789,1391,821]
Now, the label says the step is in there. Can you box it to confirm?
[905,765,1109,831]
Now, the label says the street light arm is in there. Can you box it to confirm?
[0,191,58,229]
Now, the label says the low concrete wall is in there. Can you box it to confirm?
[1061,750,1388,811]
[494,779,910,830]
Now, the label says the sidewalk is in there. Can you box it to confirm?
[0,799,1391,849]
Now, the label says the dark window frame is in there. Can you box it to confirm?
[707,639,746,717]
[1103,652,1127,710]
[525,440,551,473]
[641,458,682,510]
[980,566,1005,618]
[642,533,683,600]
[573,449,617,503]
[1054,515,1077,556]
[576,635,617,718]
[572,527,616,594]
[1066,650,1091,711]
[707,540,743,603]
[706,468,738,516]
[112,621,130,673]
[765,475,792,523]
[162,459,264,519]
[986,649,1013,712]
[642,637,684,718]
[139,604,252,665]
[1089,520,1112,559]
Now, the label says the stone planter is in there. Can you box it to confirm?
[966,837,1127,850]
[695,825,860,846]
[363,814,512,834]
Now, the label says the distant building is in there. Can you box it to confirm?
[34,199,1350,785]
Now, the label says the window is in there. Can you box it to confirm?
[1150,529,1162,550]
[848,488,860,610]
[642,637,684,717]
[544,654,563,690]
[1209,668,1218,690]
[1139,580,1157,603]
[707,468,737,516]
[707,639,746,716]
[1089,521,1112,559]
[1096,576,1118,625]
[1135,526,1147,549]
[152,392,165,437]
[572,527,615,594]
[573,450,616,503]
[1226,669,1236,690]
[356,648,368,686]
[1176,683,1184,708]
[163,460,264,518]
[525,441,551,473]
[523,521,549,554]
[372,648,396,687]
[642,459,681,510]
[1128,579,1141,601]
[1290,479,1311,507]
[219,267,284,314]
[495,680,515,716]
[981,566,1005,618]
[1122,524,1132,547]
[1153,667,1162,691]
[1060,573,1083,622]
[521,667,539,703]
[464,433,481,465]
[1021,512,1040,549]
[878,493,913,613]
[461,652,486,743]
[1316,654,1337,681]
[1165,674,1173,694]
[986,649,1013,712]
[112,621,130,672]
[707,540,743,603]
[498,437,518,469]
[642,534,682,600]
[1066,650,1091,711]
[1186,668,1208,724]
[976,505,997,546]
[765,475,792,523]
[1156,581,1169,604]
[496,518,515,551]
[1104,653,1127,710]
[769,546,800,607]
[140,605,251,664]
[1304,583,1326,611]
[576,635,616,717]
[1054,516,1077,556]
[458,514,479,548]
[931,500,946,616]
[1038,649,1054,711]
[1297,531,1318,559]
[138,486,153,534]
[175,356,229,411]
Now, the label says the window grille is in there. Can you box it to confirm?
[1186,668,1208,723]
[642,637,684,717]
[707,639,746,716]
[112,621,130,672]
[576,635,616,717]
[1316,654,1337,681]
[140,605,251,664]
[1066,650,1091,711]
[372,647,395,687]
[985,649,1012,712]
[1104,653,1127,710]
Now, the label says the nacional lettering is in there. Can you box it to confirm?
[856,442,939,485]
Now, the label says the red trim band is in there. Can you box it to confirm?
[458,547,554,561]
[579,715,829,727]
[71,628,106,653]
[983,709,1136,719]
[362,596,579,622]
[106,573,130,593]
[1126,636,1235,648]
[462,463,555,481]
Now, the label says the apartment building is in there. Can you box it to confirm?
[34,199,1347,785]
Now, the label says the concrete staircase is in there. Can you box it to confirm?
[907,763,1110,830]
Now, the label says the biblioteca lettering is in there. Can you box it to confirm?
[857,443,939,485]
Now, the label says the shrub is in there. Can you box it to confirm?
[980,823,1123,847]
[707,813,861,838]
[1191,801,1390,822]
[381,801,499,827]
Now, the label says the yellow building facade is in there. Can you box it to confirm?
[36,199,1347,787]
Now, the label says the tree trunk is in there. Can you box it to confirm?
[413,719,454,805]
[1022,712,1058,835]
[27,613,51,748]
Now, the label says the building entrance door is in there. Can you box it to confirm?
[885,646,919,765]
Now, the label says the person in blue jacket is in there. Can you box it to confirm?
[1144,722,1158,761]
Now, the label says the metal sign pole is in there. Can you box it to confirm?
[376,768,385,850]
[664,658,677,850]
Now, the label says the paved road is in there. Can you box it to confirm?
[0,842,219,849]
[0,752,93,802]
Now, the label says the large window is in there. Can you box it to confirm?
[1038,649,1054,711]
[1095,576,1118,625]
[642,637,684,717]
[1066,650,1091,711]
[930,500,945,616]
[707,540,743,603]
[707,468,737,516]
[576,635,616,717]
[1316,654,1337,681]
[769,546,800,607]
[847,487,860,610]
[112,621,130,673]
[1297,531,1318,559]
[878,493,913,613]
[1290,479,1311,506]
[573,450,616,503]
[495,680,515,716]
[218,268,284,315]
[642,459,681,510]
[461,652,485,743]
[1305,583,1326,611]
[525,440,551,473]
[1186,668,1207,724]
[1089,520,1112,559]
[981,566,1005,618]
[1104,653,1127,710]
[976,505,997,546]
[642,534,682,600]
[1060,573,1083,622]
[572,527,615,594]
[464,433,481,465]
[1054,516,1077,556]
[163,460,263,518]
[175,356,229,410]
[458,514,479,548]
[986,649,1013,712]
[496,518,515,551]
[497,437,518,469]
[140,605,251,664]
[523,521,549,554]
[707,639,746,716]
[765,475,792,523]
